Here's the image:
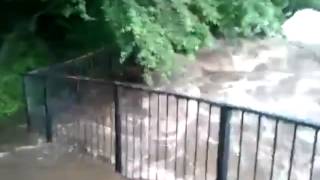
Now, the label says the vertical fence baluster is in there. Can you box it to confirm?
[288,124,298,180]
[75,80,81,150]
[125,111,129,177]
[90,115,94,156]
[205,105,213,180]
[156,94,160,180]
[114,84,122,173]
[216,107,232,180]
[269,119,279,180]
[100,115,104,158]
[165,95,169,171]
[75,78,81,103]
[22,75,31,132]
[96,116,100,157]
[236,111,245,180]
[102,106,107,161]
[102,107,108,160]
[140,93,143,179]
[253,115,262,180]
[84,117,87,152]
[86,108,91,153]
[309,129,319,180]
[132,106,136,179]
[193,101,201,180]
[43,76,53,142]
[183,99,189,179]
[174,98,179,179]
[139,92,144,179]
[148,92,152,180]
[110,101,114,162]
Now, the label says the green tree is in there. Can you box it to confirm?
[1,0,320,119]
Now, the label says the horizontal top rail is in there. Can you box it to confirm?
[24,72,320,129]
[28,48,107,74]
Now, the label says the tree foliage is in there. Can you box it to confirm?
[1,0,320,119]
[0,31,51,117]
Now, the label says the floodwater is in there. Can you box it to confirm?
[21,70,320,180]
[20,38,320,180]
[0,124,123,180]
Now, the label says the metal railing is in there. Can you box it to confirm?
[23,72,320,180]
[23,49,320,180]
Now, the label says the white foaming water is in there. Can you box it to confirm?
[282,9,320,45]
[0,152,10,158]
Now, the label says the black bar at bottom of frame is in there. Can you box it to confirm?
[216,107,232,180]
[113,84,122,173]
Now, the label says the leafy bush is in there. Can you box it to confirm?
[101,0,287,79]
[0,31,51,119]
[1,0,320,118]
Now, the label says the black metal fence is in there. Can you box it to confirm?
[23,51,320,180]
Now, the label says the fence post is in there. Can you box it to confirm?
[43,76,53,142]
[22,75,31,132]
[113,83,122,173]
[216,106,232,180]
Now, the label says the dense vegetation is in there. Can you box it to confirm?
[1,0,320,120]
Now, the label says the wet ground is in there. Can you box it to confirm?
[0,124,123,180]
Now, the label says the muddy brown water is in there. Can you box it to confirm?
[0,124,123,180]
[19,37,320,180]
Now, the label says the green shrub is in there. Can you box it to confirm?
[1,0,320,118]
[0,31,51,119]
[100,0,287,78]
